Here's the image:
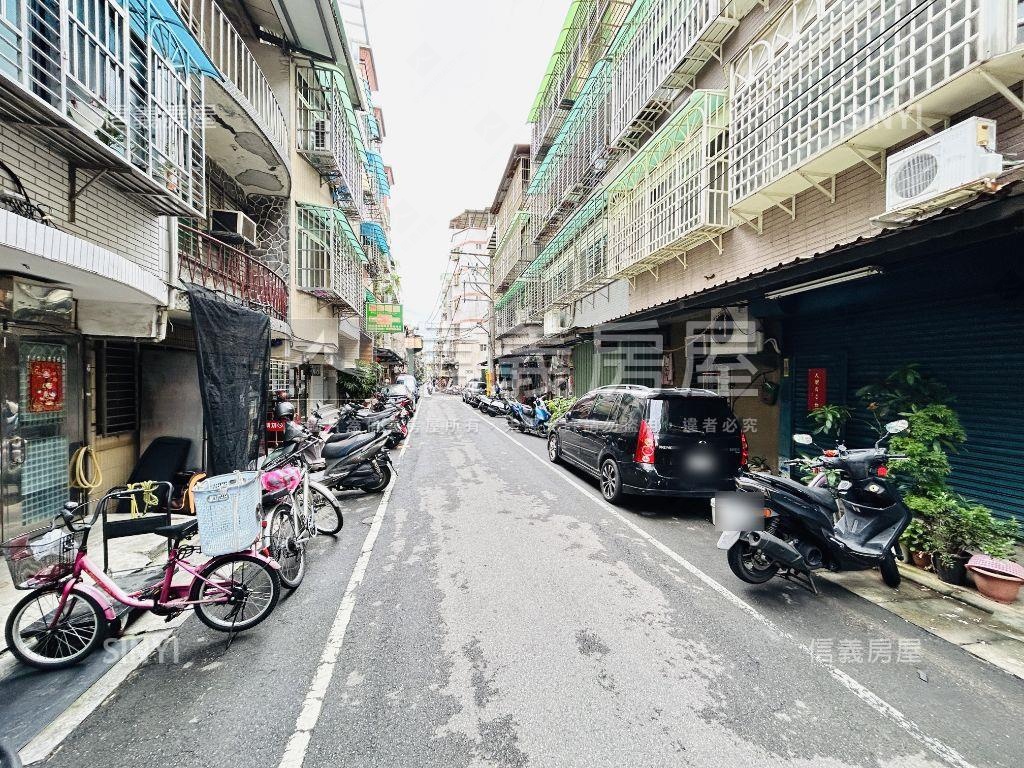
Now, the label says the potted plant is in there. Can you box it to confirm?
[900,518,932,569]
[926,495,1018,586]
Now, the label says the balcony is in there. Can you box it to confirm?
[530,0,633,163]
[295,204,365,317]
[360,221,390,278]
[178,224,288,320]
[296,66,365,217]
[0,0,206,215]
[730,0,1024,223]
[537,191,610,307]
[172,0,290,195]
[609,0,757,149]
[607,90,731,281]
[528,59,613,248]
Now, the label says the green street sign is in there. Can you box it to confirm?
[366,302,403,333]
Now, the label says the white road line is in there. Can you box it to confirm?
[277,402,420,768]
[471,409,977,768]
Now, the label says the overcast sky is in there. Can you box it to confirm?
[362,1,568,332]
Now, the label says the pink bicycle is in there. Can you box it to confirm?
[2,484,281,670]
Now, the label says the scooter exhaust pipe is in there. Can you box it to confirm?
[748,531,810,573]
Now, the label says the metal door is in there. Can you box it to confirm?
[0,330,82,542]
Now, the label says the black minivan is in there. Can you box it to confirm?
[547,385,746,504]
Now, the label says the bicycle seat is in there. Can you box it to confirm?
[151,519,199,541]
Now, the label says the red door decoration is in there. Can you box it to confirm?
[28,361,64,413]
[807,367,827,412]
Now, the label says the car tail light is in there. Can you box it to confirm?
[740,433,749,467]
[634,419,656,464]
[875,465,889,477]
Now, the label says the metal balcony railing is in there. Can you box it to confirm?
[730,0,1024,218]
[295,204,365,317]
[178,225,288,320]
[170,0,288,159]
[609,0,756,149]
[529,0,633,163]
[296,66,365,217]
[0,0,205,215]
[607,90,731,280]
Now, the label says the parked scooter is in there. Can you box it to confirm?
[333,402,408,448]
[716,419,912,593]
[478,389,509,417]
[506,395,551,436]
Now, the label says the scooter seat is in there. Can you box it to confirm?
[519,406,535,418]
[322,433,378,459]
[759,474,838,513]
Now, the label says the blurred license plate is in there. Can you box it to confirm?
[713,492,764,531]
[685,452,716,473]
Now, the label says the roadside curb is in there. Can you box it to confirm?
[896,562,1024,635]
[821,568,1024,681]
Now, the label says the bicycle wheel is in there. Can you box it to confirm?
[191,555,281,632]
[5,586,108,670]
[300,482,343,536]
[266,505,306,590]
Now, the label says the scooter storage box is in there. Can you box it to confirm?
[193,471,262,556]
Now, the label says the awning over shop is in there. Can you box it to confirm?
[128,0,220,77]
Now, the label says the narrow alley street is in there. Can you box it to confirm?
[35,395,1021,768]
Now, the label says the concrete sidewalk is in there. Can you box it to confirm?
[824,565,1024,680]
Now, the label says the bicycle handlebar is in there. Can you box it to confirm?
[58,481,175,532]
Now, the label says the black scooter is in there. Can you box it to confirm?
[716,419,911,593]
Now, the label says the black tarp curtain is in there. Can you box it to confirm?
[186,284,270,475]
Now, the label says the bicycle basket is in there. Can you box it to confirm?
[193,471,262,557]
[2,525,83,590]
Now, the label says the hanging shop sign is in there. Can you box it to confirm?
[366,303,403,333]
[807,367,828,412]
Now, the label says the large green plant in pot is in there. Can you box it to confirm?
[857,366,1018,583]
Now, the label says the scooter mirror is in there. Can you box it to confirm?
[885,419,909,434]
[793,433,814,445]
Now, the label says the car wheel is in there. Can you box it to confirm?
[599,458,624,504]
[547,432,561,463]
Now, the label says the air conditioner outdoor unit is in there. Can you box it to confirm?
[885,117,1003,215]
[210,209,257,247]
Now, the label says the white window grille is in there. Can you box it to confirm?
[530,0,634,163]
[729,0,1018,214]
[295,204,365,317]
[296,66,364,217]
[610,0,755,148]
[607,90,731,279]
[528,59,613,247]
[0,0,205,213]
[533,190,609,310]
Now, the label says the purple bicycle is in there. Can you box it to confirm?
[2,484,281,670]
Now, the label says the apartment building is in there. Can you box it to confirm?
[429,210,493,386]
[490,0,1024,524]
[0,0,398,541]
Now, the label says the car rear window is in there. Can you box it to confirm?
[647,397,736,435]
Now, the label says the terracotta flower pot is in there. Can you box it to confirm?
[911,551,932,570]
[967,555,1024,605]
[969,570,1023,604]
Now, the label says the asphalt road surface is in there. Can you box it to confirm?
[40,395,1022,768]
